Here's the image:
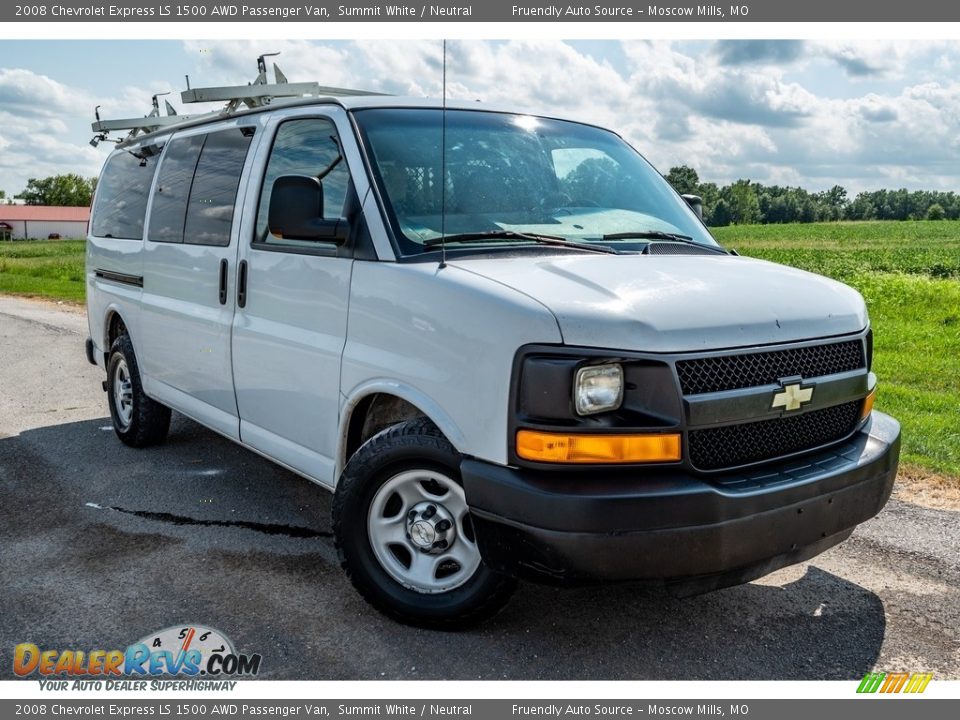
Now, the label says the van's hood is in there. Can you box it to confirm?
[449,254,868,353]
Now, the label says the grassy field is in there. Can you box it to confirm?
[2,224,959,478]
[714,220,960,478]
[0,240,86,303]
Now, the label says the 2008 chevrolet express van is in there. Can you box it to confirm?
[86,94,900,628]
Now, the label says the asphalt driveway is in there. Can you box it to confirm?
[1,297,957,680]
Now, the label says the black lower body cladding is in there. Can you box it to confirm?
[462,412,900,591]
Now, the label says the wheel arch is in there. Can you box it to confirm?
[96,305,132,365]
[104,308,128,348]
[338,381,467,481]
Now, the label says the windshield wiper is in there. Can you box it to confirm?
[602,230,729,254]
[423,230,618,254]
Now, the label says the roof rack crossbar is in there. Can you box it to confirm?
[180,82,385,105]
[180,81,323,105]
[89,52,393,146]
[91,115,202,133]
[182,55,387,112]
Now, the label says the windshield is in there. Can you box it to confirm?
[353,108,719,257]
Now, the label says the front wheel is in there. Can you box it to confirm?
[333,418,516,629]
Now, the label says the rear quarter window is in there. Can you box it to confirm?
[147,134,204,244]
[91,151,160,240]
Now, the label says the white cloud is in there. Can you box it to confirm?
[2,41,960,198]
[0,69,106,193]
[0,68,88,117]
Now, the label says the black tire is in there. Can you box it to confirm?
[333,417,516,629]
[106,334,171,448]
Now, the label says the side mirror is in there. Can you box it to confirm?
[268,175,349,245]
[681,194,703,220]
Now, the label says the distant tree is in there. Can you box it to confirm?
[723,179,761,225]
[815,185,848,221]
[926,203,946,220]
[845,193,876,220]
[710,198,732,227]
[664,165,700,196]
[16,174,96,206]
[696,182,720,222]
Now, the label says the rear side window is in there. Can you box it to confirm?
[148,134,204,244]
[148,128,253,246]
[91,151,159,240]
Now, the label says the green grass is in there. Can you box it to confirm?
[2,224,959,478]
[0,240,86,303]
[715,221,960,478]
[712,219,960,279]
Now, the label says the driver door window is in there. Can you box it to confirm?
[255,118,349,249]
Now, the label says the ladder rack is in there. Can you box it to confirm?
[90,91,195,144]
[90,52,388,146]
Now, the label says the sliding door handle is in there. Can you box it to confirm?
[237,259,248,309]
[218,258,228,305]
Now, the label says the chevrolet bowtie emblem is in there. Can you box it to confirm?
[772,383,814,412]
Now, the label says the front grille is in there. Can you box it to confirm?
[688,400,862,471]
[676,339,865,396]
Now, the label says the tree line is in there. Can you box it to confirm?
[2,174,98,207]
[6,169,960,228]
[664,166,960,226]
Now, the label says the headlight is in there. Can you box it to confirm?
[574,363,623,416]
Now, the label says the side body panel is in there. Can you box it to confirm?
[339,261,562,474]
[231,250,353,486]
[137,239,240,438]
[86,236,144,367]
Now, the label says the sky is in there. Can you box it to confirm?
[1,39,959,199]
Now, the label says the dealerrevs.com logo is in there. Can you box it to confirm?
[14,625,261,690]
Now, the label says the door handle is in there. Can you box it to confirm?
[218,258,228,305]
[237,259,248,309]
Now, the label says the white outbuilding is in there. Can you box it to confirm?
[0,206,90,240]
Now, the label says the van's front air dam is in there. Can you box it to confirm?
[461,412,900,589]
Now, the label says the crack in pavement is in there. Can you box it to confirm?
[85,502,333,539]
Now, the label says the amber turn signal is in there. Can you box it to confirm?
[861,388,877,421]
[516,430,682,464]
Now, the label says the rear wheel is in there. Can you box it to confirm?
[333,418,516,629]
[106,334,171,448]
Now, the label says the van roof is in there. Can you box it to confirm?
[114,95,590,148]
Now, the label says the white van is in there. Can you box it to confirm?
[85,84,900,628]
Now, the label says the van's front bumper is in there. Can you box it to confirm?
[462,411,900,592]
